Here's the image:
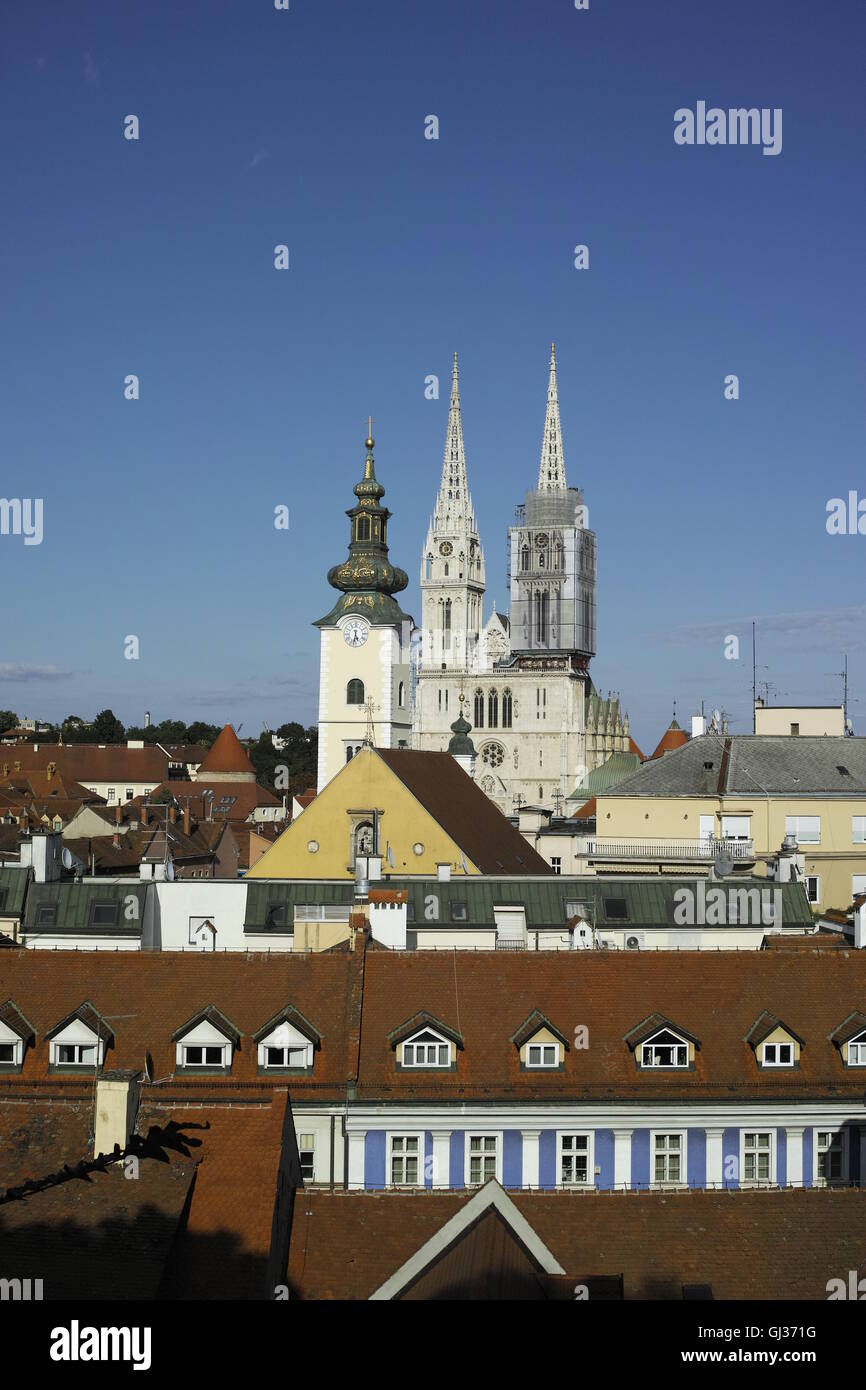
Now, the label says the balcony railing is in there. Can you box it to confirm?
[584,837,755,862]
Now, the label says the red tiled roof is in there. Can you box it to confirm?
[151,779,280,818]
[650,721,690,760]
[355,948,866,1101]
[4,744,168,782]
[570,795,596,820]
[197,725,255,777]
[286,1185,866,1301]
[628,737,645,760]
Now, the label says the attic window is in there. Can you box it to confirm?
[837,765,851,777]
[526,1042,560,1068]
[450,900,468,922]
[90,901,120,926]
[401,1028,450,1068]
[641,1030,688,1068]
[847,1031,866,1066]
[603,897,628,920]
[761,1041,793,1067]
[35,904,57,926]
[266,903,289,928]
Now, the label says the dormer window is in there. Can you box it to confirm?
[173,1006,240,1074]
[402,1029,450,1068]
[47,1004,112,1071]
[746,1012,803,1071]
[253,1006,321,1072]
[641,1030,688,1068]
[847,1031,866,1066]
[762,1041,793,1067]
[526,1043,559,1068]
[511,1010,569,1070]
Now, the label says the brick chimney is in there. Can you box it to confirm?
[115,803,123,825]
[94,1071,141,1159]
[183,805,190,836]
[141,804,149,826]
[169,805,177,825]
[113,832,120,848]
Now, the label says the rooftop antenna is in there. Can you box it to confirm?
[752,621,756,732]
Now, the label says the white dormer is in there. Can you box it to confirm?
[173,1007,239,1071]
[0,1020,24,1067]
[640,1029,691,1069]
[401,1027,451,1068]
[847,1030,866,1066]
[50,1018,103,1068]
[257,1019,314,1070]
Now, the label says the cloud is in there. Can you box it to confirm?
[0,663,73,682]
[83,51,99,86]
[248,149,270,170]
[666,606,866,650]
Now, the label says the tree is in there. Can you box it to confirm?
[0,711,19,734]
[186,722,221,747]
[91,709,126,744]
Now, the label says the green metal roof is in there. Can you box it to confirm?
[0,868,29,919]
[23,881,148,937]
[568,751,642,800]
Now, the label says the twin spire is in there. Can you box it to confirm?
[538,343,567,491]
[432,352,476,533]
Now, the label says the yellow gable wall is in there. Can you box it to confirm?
[246,747,479,879]
[762,1023,801,1061]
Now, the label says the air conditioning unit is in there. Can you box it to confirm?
[625,933,644,951]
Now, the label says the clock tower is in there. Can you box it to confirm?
[314,426,415,791]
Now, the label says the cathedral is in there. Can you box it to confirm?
[412,347,630,812]
[314,352,630,809]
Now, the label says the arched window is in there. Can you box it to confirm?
[554,542,563,571]
[538,786,544,800]
[474,688,484,728]
[347,679,365,705]
[355,822,375,857]
[355,514,371,542]
[488,688,498,729]
[502,689,513,728]
[520,545,530,572]
[444,599,452,648]
[443,562,449,577]
[425,554,433,580]
[398,681,405,708]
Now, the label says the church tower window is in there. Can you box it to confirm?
[488,689,498,729]
[347,679,365,705]
[444,599,452,649]
[502,689,513,728]
[356,514,371,542]
[474,689,485,728]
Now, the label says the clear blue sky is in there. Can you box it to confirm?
[2,0,864,748]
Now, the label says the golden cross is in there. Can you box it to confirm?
[367,414,375,439]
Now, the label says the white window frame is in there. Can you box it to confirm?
[651,1130,687,1188]
[640,1029,689,1069]
[814,1128,847,1186]
[0,1025,23,1067]
[50,1023,104,1068]
[298,1132,316,1183]
[805,875,821,905]
[388,1132,424,1188]
[852,816,866,845]
[785,814,821,845]
[53,1041,98,1067]
[761,1040,794,1068]
[740,1129,775,1186]
[107,788,116,803]
[181,1043,228,1068]
[525,1040,561,1069]
[465,1132,502,1187]
[175,1020,233,1070]
[847,1032,866,1066]
[257,1021,314,1070]
[557,1132,594,1188]
[400,1028,451,1069]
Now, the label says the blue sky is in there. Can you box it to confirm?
[1,0,864,749]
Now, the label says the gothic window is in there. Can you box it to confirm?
[502,689,513,728]
[520,545,530,572]
[398,681,405,708]
[538,551,545,568]
[355,515,371,542]
[347,679,365,705]
[538,786,544,800]
[425,555,432,580]
[474,689,484,728]
[555,542,564,571]
[480,743,504,769]
[444,563,449,577]
[488,689,498,728]
[444,599,452,648]
[480,775,496,795]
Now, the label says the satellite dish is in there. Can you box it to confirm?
[61,847,74,869]
[386,843,395,868]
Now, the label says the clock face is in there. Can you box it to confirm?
[439,541,453,556]
[343,619,369,648]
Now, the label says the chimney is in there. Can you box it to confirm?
[691,714,707,738]
[113,832,120,848]
[141,804,149,825]
[115,803,123,825]
[94,1071,142,1159]
[183,805,190,836]
[854,900,866,950]
[169,805,177,825]
[47,761,56,780]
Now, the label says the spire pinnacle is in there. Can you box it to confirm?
[538,342,567,490]
[433,350,475,531]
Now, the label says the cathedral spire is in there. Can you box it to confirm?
[538,343,567,490]
[434,352,475,532]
